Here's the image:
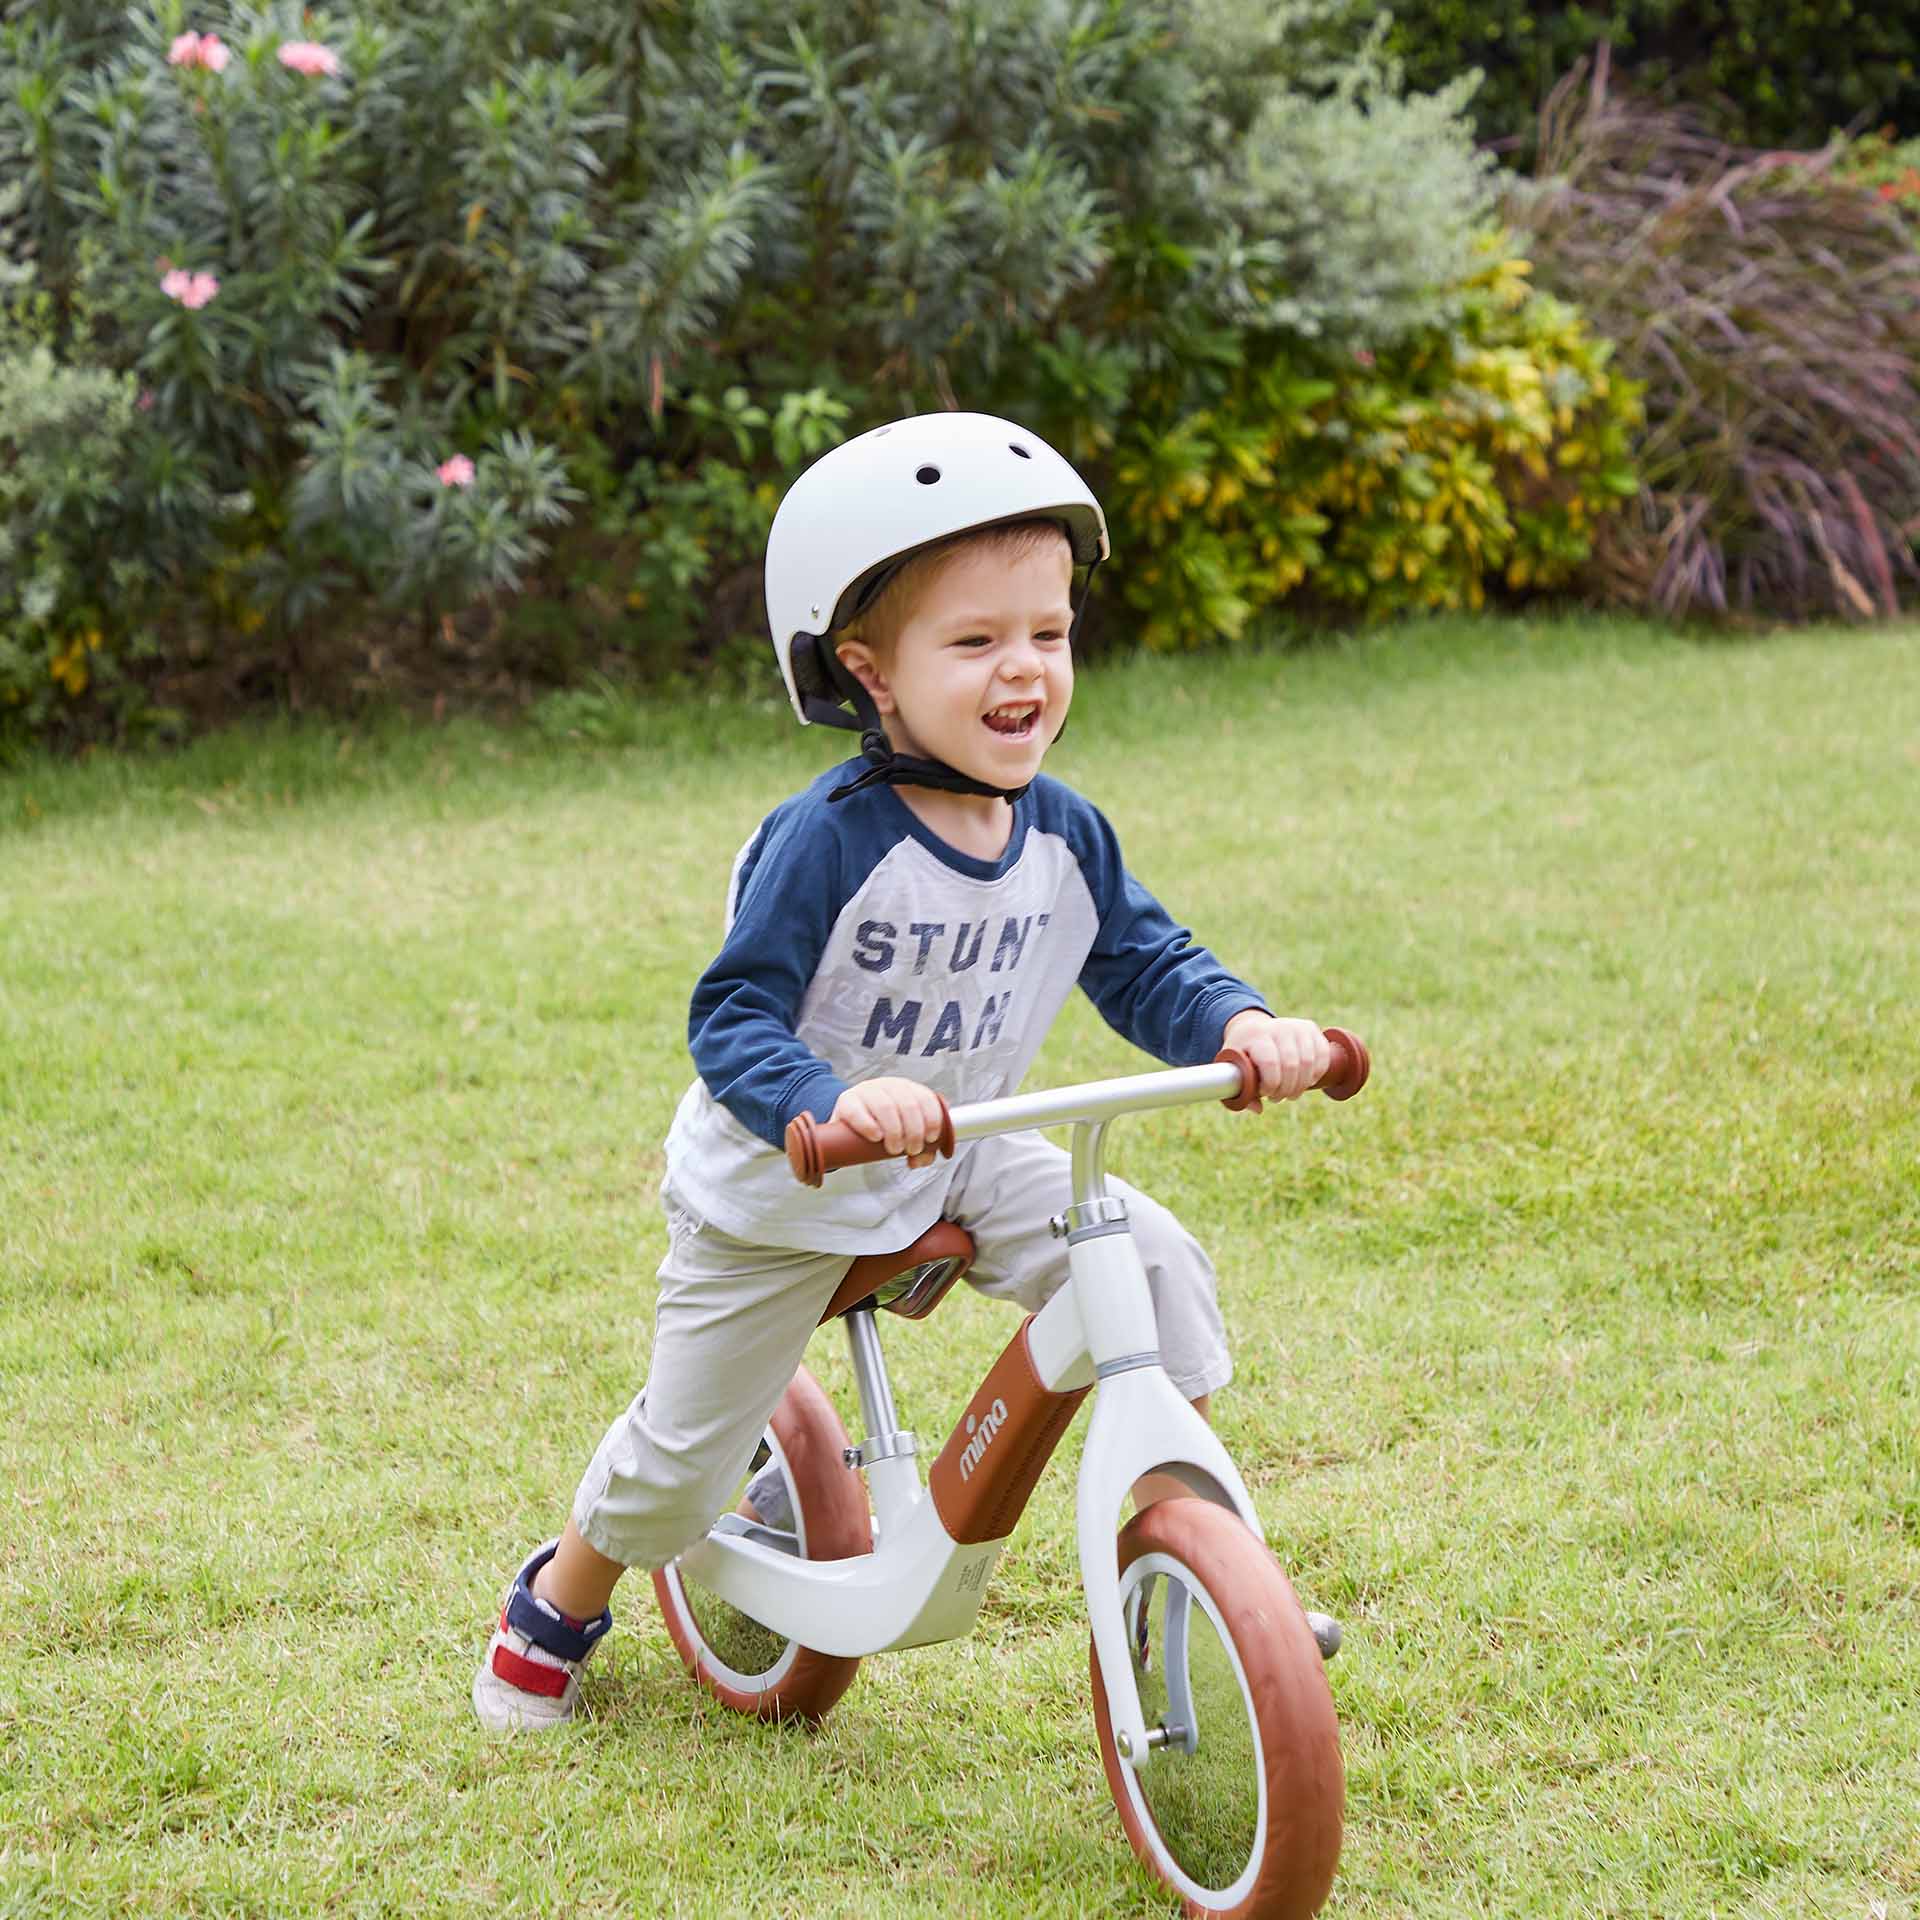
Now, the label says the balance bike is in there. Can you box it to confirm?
[654,1031,1369,1920]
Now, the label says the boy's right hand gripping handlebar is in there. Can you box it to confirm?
[785,1026,1370,1187]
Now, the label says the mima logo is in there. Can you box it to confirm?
[957,1397,1010,1481]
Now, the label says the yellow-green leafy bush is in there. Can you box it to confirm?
[1108,250,1642,647]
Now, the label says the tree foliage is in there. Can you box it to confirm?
[1383,0,1920,151]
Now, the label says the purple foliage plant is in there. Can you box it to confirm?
[1509,51,1920,621]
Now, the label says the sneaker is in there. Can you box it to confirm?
[742,1457,795,1531]
[472,1539,613,1732]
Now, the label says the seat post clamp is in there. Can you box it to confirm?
[845,1431,918,1470]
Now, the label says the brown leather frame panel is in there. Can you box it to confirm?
[817,1220,976,1326]
[929,1318,1090,1546]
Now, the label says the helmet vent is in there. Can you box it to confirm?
[1009,443,1031,458]
[915,465,941,485]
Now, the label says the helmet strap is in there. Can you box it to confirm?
[827,728,1033,806]
[824,675,1030,806]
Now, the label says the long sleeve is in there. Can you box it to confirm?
[687,804,849,1150]
[1060,791,1268,1064]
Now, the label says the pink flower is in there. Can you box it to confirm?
[436,455,476,488]
[160,268,220,309]
[137,389,156,412]
[277,41,340,77]
[167,31,230,72]
[1352,347,1376,368]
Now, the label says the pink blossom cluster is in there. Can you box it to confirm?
[278,41,340,77]
[167,30,230,72]
[436,455,476,488]
[161,267,220,309]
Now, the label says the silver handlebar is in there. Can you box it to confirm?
[946,1060,1245,1144]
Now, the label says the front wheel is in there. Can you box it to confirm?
[654,1365,869,1724]
[1091,1499,1343,1919]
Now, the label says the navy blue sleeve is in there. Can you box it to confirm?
[687,796,850,1150]
[1047,782,1268,1065]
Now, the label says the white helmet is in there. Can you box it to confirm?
[765,412,1109,728]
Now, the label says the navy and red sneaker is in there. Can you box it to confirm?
[472,1539,613,1732]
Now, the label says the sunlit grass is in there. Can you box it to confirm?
[2,614,1915,1917]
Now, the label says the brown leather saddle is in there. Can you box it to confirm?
[817,1221,976,1326]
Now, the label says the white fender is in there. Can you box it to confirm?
[1076,1365,1263,1771]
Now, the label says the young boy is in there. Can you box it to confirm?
[473,412,1332,1729]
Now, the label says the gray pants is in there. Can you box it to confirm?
[573,1130,1232,1570]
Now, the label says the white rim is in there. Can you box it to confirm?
[664,1429,804,1694]
[1115,1549,1267,1911]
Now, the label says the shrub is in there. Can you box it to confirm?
[1837,131,1920,243]
[0,309,157,741]
[0,0,1520,741]
[1510,67,1920,621]
[1383,0,1920,152]
[1199,30,1499,347]
[504,387,849,687]
[1100,245,1642,646]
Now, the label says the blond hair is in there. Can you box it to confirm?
[837,517,1072,664]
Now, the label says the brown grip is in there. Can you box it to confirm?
[786,1101,957,1187]
[1216,1026,1370,1110]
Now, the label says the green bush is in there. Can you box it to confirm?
[1384,0,1920,151]
[0,313,154,740]
[1200,20,1498,346]
[1,0,1569,742]
[1098,244,1642,647]
[1837,131,1920,243]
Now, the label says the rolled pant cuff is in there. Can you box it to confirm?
[571,1500,641,1573]
[1167,1356,1233,1401]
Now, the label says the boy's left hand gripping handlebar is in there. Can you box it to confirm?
[787,1104,957,1188]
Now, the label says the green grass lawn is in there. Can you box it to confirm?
[2,615,1915,1918]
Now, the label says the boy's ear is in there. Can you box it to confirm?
[834,639,895,716]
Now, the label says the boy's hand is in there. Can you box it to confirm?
[832,1077,948,1168]
[1220,1010,1332,1112]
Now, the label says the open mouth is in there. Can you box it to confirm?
[983,702,1040,738]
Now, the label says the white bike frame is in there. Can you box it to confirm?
[674,1058,1266,1773]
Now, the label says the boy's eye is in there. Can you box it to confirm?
[952,634,991,649]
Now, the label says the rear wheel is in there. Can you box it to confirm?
[653,1365,869,1724]
[1091,1498,1343,1918]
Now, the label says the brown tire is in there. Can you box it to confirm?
[1091,1498,1343,1918]
[653,1365,869,1724]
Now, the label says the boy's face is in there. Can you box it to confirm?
[836,536,1075,793]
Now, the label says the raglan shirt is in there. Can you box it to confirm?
[662,763,1269,1254]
